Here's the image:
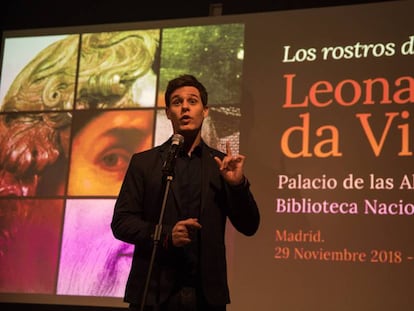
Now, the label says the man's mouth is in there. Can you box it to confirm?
[180,116,191,123]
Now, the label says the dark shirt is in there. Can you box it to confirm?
[173,143,203,287]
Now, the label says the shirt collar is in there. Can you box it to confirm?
[179,139,204,158]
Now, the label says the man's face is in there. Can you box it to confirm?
[165,86,208,134]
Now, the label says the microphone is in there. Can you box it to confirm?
[162,134,184,176]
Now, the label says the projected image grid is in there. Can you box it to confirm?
[0,23,244,299]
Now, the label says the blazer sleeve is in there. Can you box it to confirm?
[110,151,176,259]
[225,177,260,236]
[208,146,260,236]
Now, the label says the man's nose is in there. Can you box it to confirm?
[181,100,190,109]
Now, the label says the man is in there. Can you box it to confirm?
[111,74,260,311]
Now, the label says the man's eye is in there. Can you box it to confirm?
[188,97,200,104]
[96,148,130,172]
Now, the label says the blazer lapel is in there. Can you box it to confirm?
[200,144,215,213]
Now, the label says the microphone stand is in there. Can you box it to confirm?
[140,170,175,311]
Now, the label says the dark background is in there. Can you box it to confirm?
[1,0,395,33]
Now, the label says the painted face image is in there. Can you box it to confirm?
[68,110,154,195]
[57,199,132,297]
[165,86,209,135]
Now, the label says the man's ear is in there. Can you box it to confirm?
[203,106,209,118]
[165,107,171,120]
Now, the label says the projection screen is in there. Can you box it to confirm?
[0,1,413,310]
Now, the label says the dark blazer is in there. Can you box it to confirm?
[111,138,260,307]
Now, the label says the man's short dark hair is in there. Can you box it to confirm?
[164,74,208,107]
